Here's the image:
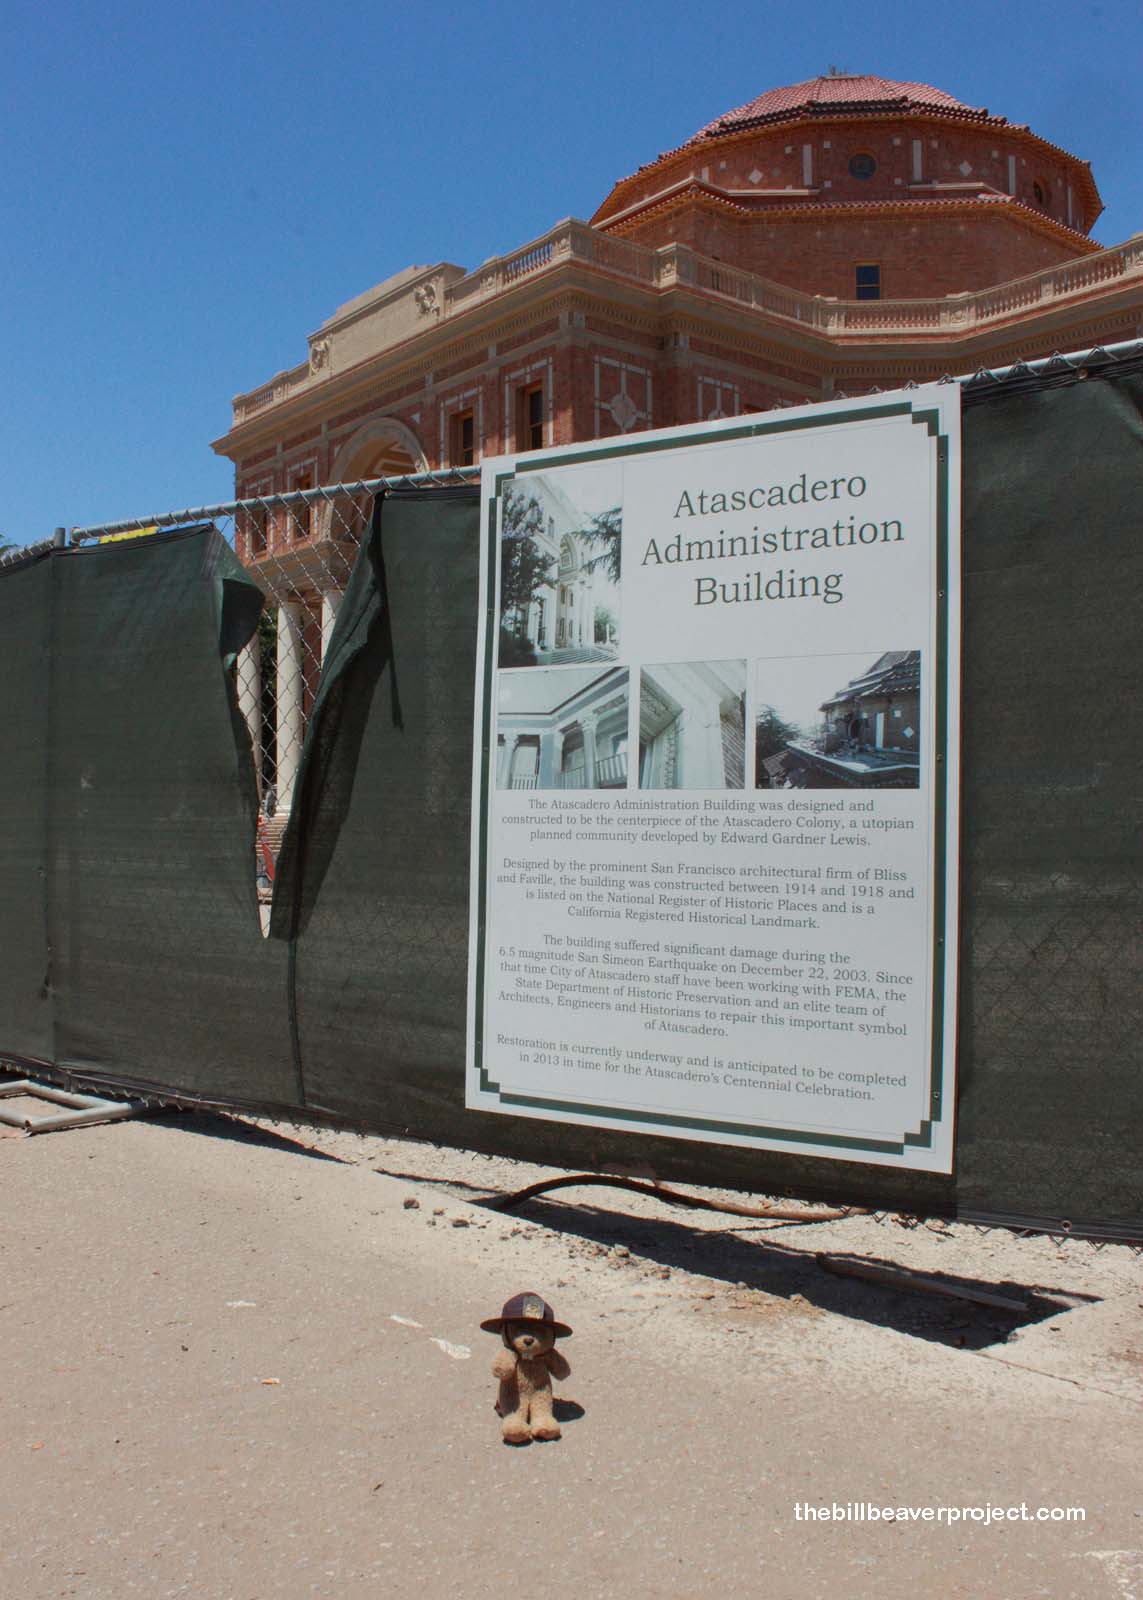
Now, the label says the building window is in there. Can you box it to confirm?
[451,409,475,466]
[855,263,881,301]
[849,152,877,180]
[290,472,313,542]
[241,484,273,559]
[517,383,544,452]
[1033,179,1051,207]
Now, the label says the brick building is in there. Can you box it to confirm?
[215,72,1143,506]
[758,650,922,790]
[215,72,1143,821]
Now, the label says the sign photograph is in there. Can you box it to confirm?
[467,388,961,1172]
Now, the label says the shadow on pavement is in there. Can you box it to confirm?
[481,1195,1097,1352]
[166,1110,345,1162]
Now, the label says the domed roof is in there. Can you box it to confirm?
[591,72,1101,237]
[690,74,990,142]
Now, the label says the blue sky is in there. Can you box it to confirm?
[3,0,1138,544]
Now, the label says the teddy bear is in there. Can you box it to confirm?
[480,1292,572,1445]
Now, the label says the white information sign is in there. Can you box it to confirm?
[467,388,961,1172]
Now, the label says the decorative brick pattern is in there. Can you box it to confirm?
[593,358,653,437]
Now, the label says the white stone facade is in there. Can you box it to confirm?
[638,661,747,790]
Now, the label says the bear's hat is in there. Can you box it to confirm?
[480,1291,572,1339]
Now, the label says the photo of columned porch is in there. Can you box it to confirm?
[496,666,630,791]
[498,465,622,669]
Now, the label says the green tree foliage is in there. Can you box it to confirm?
[574,506,622,584]
[498,486,555,665]
[754,703,802,785]
[257,605,277,678]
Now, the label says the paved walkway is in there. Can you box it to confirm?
[3,1114,1140,1599]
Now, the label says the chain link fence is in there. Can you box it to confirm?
[45,337,1141,899]
[41,337,1143,908]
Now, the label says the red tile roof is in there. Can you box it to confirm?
[690,74,995,141]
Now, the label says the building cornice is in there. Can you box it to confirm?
[214,220,1143,459]
[598,180,1101,254]
[217,298,568,457]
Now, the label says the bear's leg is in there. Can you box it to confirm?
[527,1378,562,1442]
[501,1408,531,1445]
[498,1379,531,1445]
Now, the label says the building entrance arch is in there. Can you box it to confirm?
[323,418,428,543]
[329,417,428,485]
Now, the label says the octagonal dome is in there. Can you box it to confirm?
[689,74,989,141]
[592,71,1102,256]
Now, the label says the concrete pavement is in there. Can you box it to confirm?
[2,1112,1139,1599]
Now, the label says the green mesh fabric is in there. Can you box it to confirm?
[0,526,293,1109]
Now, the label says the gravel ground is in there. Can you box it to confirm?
[2,1107,1140,1599]
[280,1113,1143,1403]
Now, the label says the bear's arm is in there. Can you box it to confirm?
[543,1349,571,1381]
[492,1348,517,1381]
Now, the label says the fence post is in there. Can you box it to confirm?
[52,526,67,549]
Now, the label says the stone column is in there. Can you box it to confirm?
[506,734,526,788]
[497,735,519,789]
[581,711,598,789]
[550,729,565,789]
[320,589,342,663]
[276,600,304,815]
[676,686,725,788]
[235,634,262,790]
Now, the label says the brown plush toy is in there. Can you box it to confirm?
[480,1292,572,1445]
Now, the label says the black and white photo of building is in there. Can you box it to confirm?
[497,466,621,669]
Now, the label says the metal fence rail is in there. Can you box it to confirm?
[66,467,481,543]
